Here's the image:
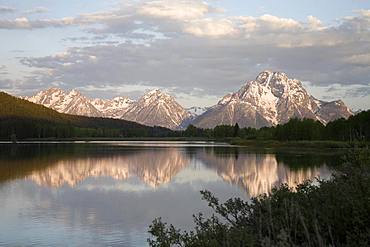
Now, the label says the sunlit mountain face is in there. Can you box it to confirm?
[0,143,334,196]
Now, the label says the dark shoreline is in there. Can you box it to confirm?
[0,137,216,142]
[229,139,362,149]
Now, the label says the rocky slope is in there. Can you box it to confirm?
[122,89,191,129]
[192,71,353,128]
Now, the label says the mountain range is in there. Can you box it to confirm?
[23,88,195,129]
[23,71,353,129]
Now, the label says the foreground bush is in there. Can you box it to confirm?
[148,150,370,246]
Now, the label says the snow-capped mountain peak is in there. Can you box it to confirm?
[142,89,173,104]
[122,89,191,129]
[69,89,81,96]
[27,87,66,108]
[256,70,290,85]
[111,96,134,108]
[26,87,102,117]
[24,87,134,118]
[146,89,162,96]
[192,71,353,129]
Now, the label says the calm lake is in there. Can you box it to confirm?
[0,142,342,246]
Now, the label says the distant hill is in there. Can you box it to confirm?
[0,92,173,139]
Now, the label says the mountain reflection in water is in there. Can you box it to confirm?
[0,143,341,246]
[0,143,335,197]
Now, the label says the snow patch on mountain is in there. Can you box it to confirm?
[91,96,134,118]
[186,106,209,117]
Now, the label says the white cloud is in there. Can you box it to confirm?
[0,65,8,75]
[184,18,236,37]
[258,14,302,32]
[0,5,15,13]
[137,0,211,20]
[235,14,303,34]
[0,16,77,29]
[344,53,370,66]
[307,15,324,30]
[23,7,49,15]
[356,9,370,18]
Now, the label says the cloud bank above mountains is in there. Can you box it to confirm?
[0,0,369,109]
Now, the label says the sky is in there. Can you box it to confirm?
[0,0,370,110]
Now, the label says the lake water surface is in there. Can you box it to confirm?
[0,142,341,246]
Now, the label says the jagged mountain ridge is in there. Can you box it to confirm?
[24,88,134,118]
[24,88,191,129]
[24,88,102,117]
[192,71,353,128]
[22,71,353,129]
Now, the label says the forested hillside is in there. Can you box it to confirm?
[0,92,173,139]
